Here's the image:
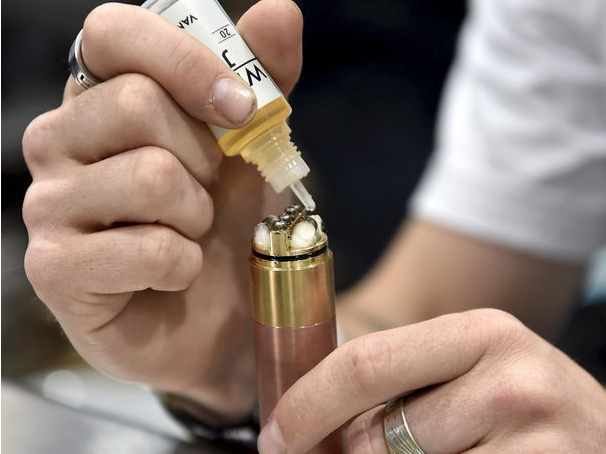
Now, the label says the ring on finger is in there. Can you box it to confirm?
[68,29,103,90]
[383,397,427,454]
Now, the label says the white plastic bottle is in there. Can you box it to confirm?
[142,0,315,210]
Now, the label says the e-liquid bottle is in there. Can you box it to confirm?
[142,0,315,210]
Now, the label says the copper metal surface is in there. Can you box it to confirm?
[254,318,341,453]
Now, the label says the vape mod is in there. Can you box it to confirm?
[250,205,341,453]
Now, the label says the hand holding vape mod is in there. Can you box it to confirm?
[250,205,342,453]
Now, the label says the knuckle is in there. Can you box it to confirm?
[169,36,206,83]
[139,227,190,287]
[22,186,42,230]
[22,111,59,169]
[22,180,69,230]
[83,3,124,50]
[468,308,529,349]
[345,334,393,398]
[486,363,558,422]
[24,236,63,300]
[194,188,214,237]
[113,74,163,132]
[131,148,180,203]
[141,227,177,268]
[186,241,204,280]
[277,381,328,442]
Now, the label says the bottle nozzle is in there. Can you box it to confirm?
[289,180,316,212]
[239,123,316,210]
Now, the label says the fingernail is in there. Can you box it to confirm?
[258,419,285,454]
[211,77,257,126]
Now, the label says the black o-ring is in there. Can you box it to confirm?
[251,245,327,262]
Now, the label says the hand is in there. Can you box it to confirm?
[22,0,302,419]
[258,309,606,453]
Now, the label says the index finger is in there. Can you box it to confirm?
[259,309,525,454]
[71,3,257,128]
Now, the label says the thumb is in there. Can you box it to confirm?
[237,0,303,96]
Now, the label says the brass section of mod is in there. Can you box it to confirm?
[250,251,336,327]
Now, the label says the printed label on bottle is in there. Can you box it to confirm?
[159,0,282,138]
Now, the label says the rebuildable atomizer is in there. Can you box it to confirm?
[250,205,342,454]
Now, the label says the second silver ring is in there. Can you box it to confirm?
[383,396,427,454]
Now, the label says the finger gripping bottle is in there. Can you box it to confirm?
[142,0,315,210]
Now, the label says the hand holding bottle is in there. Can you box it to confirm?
[22,0,302,419]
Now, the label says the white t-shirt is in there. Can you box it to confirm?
[411,0,606,263]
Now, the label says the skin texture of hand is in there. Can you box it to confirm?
[22,0,302,419]
[258,309,606,454]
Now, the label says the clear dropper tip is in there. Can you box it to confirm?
[289,180,316,212]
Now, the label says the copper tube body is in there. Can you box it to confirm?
[254,319,341,452]
[250,241,342,453]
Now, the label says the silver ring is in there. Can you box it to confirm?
[68,30,102,90]
[383,397,427,454]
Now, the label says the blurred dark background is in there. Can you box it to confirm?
[290,0,466,286]
[3,0,604,451]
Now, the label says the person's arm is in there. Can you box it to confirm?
[340,0,605,340]
[339,219,583,340]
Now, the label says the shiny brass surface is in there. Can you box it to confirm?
[251,205,335,327]
[269,229,290,256]
[250,250,335,327]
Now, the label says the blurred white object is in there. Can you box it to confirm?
[412,0,606,263]
[25,367,191,441]
[42,370,86,408]
[3,381,201,454]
